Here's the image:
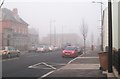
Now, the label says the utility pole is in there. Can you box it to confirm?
[92,0,103,51]
[50,20,56,46]
[62,25,63,48]
[50,21,52,46]
[54,21,56,46]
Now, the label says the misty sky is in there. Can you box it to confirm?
[2,0,107,45]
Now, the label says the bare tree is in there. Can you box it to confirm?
[91,32,94,50]
[81,20,88,53]
[91,32,94,45]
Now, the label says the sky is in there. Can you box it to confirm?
[1,0,107,45]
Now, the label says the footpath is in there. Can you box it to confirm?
[41,50,109,79]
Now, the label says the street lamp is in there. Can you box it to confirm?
[92,0,104,51]
[53,20,56,46]
[50,20,56,46]
[0,0,5,8]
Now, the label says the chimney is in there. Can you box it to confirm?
[12,8,18,16]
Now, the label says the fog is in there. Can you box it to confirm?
[2,0,107,45]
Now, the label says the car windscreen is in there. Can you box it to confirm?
[8,47,15,50]
[65,47,76,50]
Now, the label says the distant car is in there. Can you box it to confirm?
[44,46,50,52]
[62,46,79,58]
[1,46,20,58]
[48,46,54,52]
[36,46,46,53]
[28,46,37,53]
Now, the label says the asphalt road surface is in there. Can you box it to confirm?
[2,50,74,79]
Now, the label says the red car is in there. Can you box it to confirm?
[62,46,79,58]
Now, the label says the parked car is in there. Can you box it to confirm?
[1,46,20,58]
[37,45,52,53]
[28,46,37,53]
[44,46,50,52]
[36,45,46,53]
[48,46,54,52]
[62,46,79,58]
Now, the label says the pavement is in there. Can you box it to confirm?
[41,50,108,79]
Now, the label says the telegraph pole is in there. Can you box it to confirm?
[62,25,63,48]
[54,21,56,46]
[50,21,52,46]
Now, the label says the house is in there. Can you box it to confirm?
[0,8,29,51]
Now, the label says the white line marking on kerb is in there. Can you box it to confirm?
[41,70,54,78]
[67,57,79,64]
[77,57,99,59]
[67,53,84,64]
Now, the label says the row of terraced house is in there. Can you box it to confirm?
[0,8,39,51]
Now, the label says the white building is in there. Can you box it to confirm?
[103,8,108,51]
[103,0,120,51]
[102,0,120,78]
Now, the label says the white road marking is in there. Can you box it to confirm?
[77,57,99,59]
[41,70,54,78]
[28,63,42,68]
[42,62,56,70]
[28,62,56,70]
[67,53,84,64]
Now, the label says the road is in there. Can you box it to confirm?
[2,50,74,79]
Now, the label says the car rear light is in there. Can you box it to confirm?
[3,50,8,54]
[63,51,65,53]
[71,51,75,54]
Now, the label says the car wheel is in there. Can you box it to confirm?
[62,56,65,58]
[17,52,20,57]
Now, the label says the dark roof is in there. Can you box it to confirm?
[0,8,28,25]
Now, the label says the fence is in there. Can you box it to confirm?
[112,49,120,74]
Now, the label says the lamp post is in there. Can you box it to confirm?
[50,20,52,46]
[53,20,56,46]
[50,20,56,46]
[108,0,113,73]
[92,0,103,51]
